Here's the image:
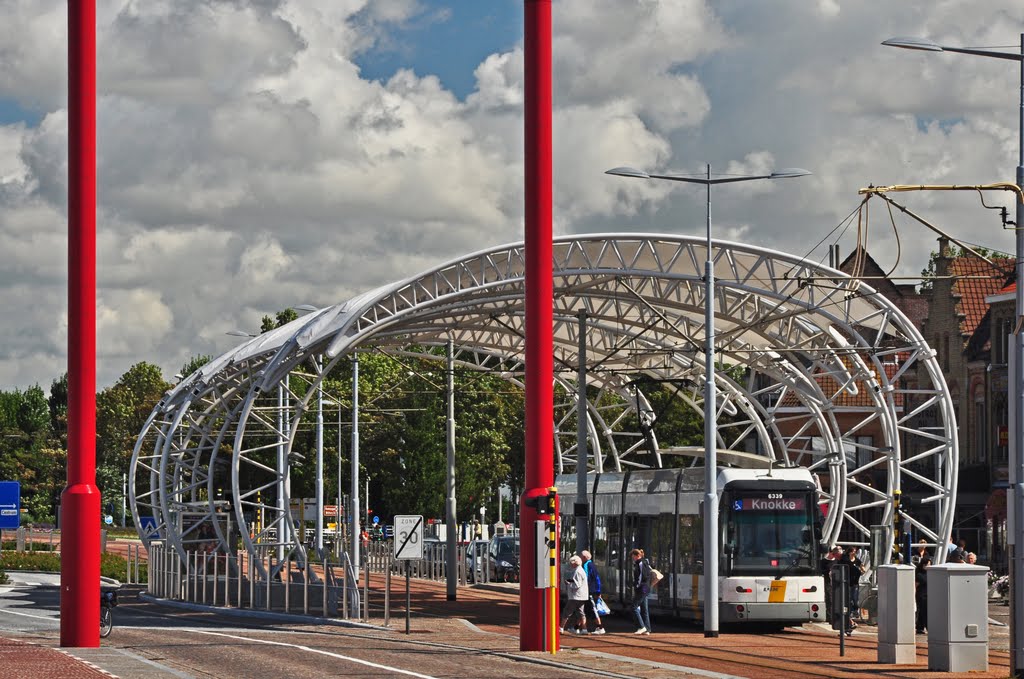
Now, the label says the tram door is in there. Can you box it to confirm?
[621,514,653,599]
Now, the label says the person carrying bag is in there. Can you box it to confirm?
[581,550,607,634]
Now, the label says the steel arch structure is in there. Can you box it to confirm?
[130,233,957,572]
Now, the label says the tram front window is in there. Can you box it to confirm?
[722,491,816,576]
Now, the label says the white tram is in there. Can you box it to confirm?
[556,466,827,628]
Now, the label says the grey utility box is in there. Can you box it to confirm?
[877,565,917,664]
[927,563,989,672]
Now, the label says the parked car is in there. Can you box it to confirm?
[464,539,489,583]
[487,535,519,582]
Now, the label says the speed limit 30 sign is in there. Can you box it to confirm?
[393,515,424,560]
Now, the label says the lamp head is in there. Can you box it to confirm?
[769,168,812,179]
[605,166,651,179]
[882,37,943,52]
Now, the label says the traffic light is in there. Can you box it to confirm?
[524,487,557,515]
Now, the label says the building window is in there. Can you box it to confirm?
[976,401,986,465]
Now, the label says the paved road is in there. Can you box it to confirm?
[1,570,1014,678]
[0,572,706,678]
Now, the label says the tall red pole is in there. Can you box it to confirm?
[62,0,101,648]
[521,0,555,652]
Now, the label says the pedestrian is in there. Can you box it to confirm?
[915,553,931,633]
[559,555,589,634]
[580,550,607,634]
[966,551,978,565]
[838,546,865,627]
[820,545,841,620]
[630,548,652,635]
[912,540,928,565]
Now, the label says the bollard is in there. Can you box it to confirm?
[385,553,391,626]
[303,556,309,616]
[266,554,272,612]
[284,557,291,614]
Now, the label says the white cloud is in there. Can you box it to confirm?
[1,0,1023,389]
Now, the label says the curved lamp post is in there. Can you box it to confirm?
[883,32,1024,671]
[606,163,810,637]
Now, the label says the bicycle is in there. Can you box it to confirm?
[100,585,119,638]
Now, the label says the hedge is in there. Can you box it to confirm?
[0,551,146,581]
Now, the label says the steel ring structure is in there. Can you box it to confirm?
[130,233,957,571]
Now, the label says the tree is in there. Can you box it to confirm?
[48,374,68,435]
[95,363,170,516]
[179,354,212,380]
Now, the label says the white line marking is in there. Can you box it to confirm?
[1,608,59,622]
[185,629,439,678]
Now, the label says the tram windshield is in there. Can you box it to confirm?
[722,490,818,576]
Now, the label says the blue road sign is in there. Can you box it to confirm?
[0,481,21,530]
[372,515,380,524]
[138,515,160,538]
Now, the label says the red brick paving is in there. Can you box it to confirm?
[0,637,110,679]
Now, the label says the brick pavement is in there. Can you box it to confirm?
[0,636,112,679]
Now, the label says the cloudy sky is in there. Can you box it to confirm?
[2,0,1023,390]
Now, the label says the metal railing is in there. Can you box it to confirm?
[144,539,504,618]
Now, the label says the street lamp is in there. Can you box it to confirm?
[883,32,1024,672]
[606,162,810,637]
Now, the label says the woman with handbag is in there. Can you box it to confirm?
[630,548,652,635]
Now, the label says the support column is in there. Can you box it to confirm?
[446,339,458,601]
[521,0,555,653]
[61,0,101,647]
[575,309,589,552]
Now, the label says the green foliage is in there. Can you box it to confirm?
[1,550,60,571]
[1,540,56,551]
[0,550,141,580]
[48,374,68,435]
[96,362,170,519]
[179,355,212,380]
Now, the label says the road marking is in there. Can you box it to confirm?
[185,629,439,678]
[1,608,59,622]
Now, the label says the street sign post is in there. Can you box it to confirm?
[0,481,21,530]
[393,515,424,635]
[394,515,423,560]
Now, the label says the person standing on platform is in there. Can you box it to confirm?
[820,545,841,620]
[580,550,606,634]
[838,546,866,624]
[630,548,652,635]
[915,553,931,633]
[559,555,589,634]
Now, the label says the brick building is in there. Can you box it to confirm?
[919,237,1013,563]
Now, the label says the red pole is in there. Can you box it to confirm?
[61,0,101,648]
[521,0,555,652]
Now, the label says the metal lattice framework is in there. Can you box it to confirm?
[130,233,957,571]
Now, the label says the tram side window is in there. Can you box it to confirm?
[677,515,700,575]
[607,516,621,569]
[593,515,609,565]
[560,515,577,561]
[650,513,674,573]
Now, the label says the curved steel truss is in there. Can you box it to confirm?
[131,234,957,570]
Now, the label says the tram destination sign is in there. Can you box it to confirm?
[732,494,805,511]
